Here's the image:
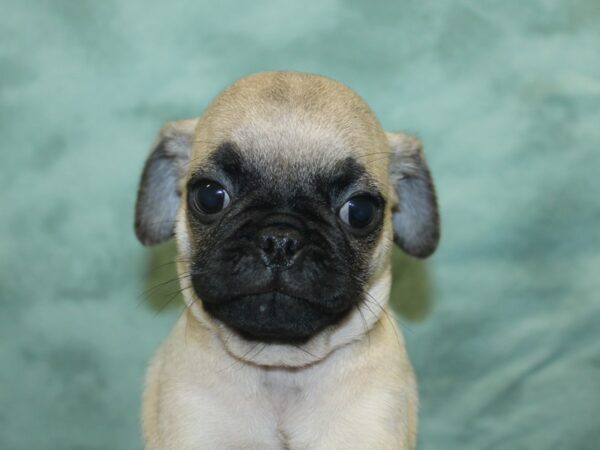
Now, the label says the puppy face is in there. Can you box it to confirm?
[187,144,386,342]
[135,72,439,362]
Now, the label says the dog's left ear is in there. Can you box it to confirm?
[134,118,198,246]
[387,132,440,258]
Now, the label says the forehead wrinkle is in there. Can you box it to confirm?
[192,135,389,200]
[203,143,384,204]
[243,155,326,195]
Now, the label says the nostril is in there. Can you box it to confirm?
[260,236,275,255]
[285,238,301,256]
[285,239,294,255]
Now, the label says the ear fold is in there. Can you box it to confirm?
[134,119,198,246]
[386,132,440,258]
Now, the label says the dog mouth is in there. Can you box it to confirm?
[200,291,352,343]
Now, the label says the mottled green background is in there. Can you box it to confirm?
[2,0,600,449]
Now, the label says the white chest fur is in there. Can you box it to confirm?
[142,311,417,450]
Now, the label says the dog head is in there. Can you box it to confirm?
[135,72,439,366]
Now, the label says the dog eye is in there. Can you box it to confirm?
[191,181,231,214]
[339,195,377,229]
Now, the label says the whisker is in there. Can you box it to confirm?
[347,272,407,352]
[355,151,393,160]
[362,154,394,165]
[217,342,263,374]
[353,303,371,347]
[153,286,192,316]
[363,290,405,350]
[145,258,193,275]
[291,343,319,359]
[136,272,192,304]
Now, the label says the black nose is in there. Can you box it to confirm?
[257,226,304,267]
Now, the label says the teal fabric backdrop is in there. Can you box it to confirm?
[1,1,599,448]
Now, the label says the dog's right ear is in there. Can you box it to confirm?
[134,118,198,246]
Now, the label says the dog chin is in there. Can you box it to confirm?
[201,291,352,344]
[179,267,393,368]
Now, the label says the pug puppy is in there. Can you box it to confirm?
[134,71,439,450]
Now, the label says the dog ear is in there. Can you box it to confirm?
[134,119,198,246]
[386,132,440,258]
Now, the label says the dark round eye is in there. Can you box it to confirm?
[191,181,231,214]
[339,195,378,229]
